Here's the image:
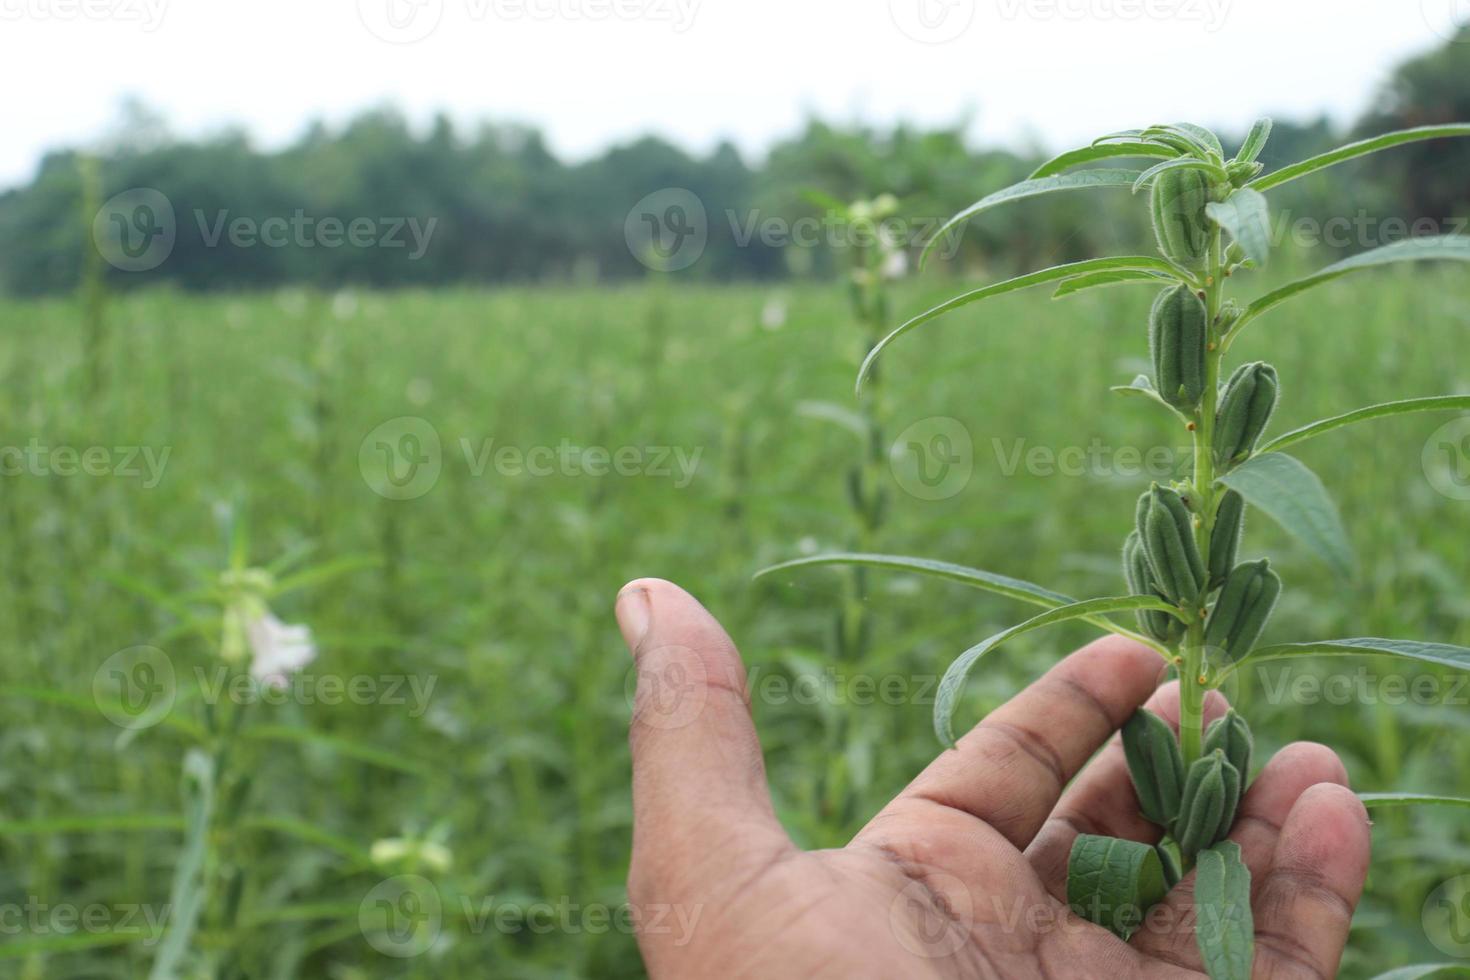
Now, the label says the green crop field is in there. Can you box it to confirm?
[2,269,1469,977]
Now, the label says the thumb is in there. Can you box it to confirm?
[616,579,790,899]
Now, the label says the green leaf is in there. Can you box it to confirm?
[1030,142,1178,179]
[1206,188,1271,266]
[243,725,432,776]
[1216,637,1470,684]
[794,400,870,441]
[1066,834,1169,940]
[0,813,183,835]
[935,596,1178,746]
[1367,966,1470,980]
[272,554,381,596]
[919,170,1143,268]
[1235,118,1273,164]
[1229,235,1470,340]
[148,750,215,980]
[1250,124,1470,192]
[1194,841,1253,980]
[1258,396,1470,454]
[860,256,1182,390]
[1358,793,1470,810]
[1132,156,1227,193]
[755,552,1075,607]
[756,553,1170,655]
[1053,270,1173,298]
[1157,122,1225,158]
[1217,452,1354,578]
[1111,374,1190,423]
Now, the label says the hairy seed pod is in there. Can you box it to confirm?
[1204,559,1282,663]
[1123,708,1186,829]
[1136,485,1206,605]
[1203,709,1254,784]
[1214,361,1279,469]
[1149,285,1209,410]
[1207,490,1246,589]
[1122,531,1185,642]
[1175,751,1242,860]
[1151,168,1213,269]
[1157,843,1182,889]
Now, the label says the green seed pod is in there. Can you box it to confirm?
[1204,559,1282,663]
[1149,285,1208,411]
[1151,167,1213,269]
[1122,531,1184,643]
[1207,490,1246,589]
[1136,485,1206,605]
[1214,361,1279,469]
[1203,710,1253,783]
[1122,708,1185,829]
[1175,750,1242,860]
[1157,843,1182,889]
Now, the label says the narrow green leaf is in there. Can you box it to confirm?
[1359,793,1470,810]
[860,256,1181,390]
[1053,270,1173,298]
[757,553,1169,655]
[1250,124,1470,192]
[755,553,1074,607]
[1258,396,1470,454]
[148,750,215,980]
[1230,235,1470,340]
[1132,157,1227,193]
[1217,452,1354,578]
[1194,841,1254,980]
[1235,118,1273,164]
[1367,966,1470,980]
[0,926,167,959]
[794,400,870,441]
[271,554,381,596]
[919,170,1142,268]
[1206,188,1271,266]
[1216,637,1470,684]
[0,813,183,836]
[1110,374,1191,423]
[935,596,1178,746]
[1066,834,1168,940]
[1030,142,1178,179]
[243,725,431,776]
[1153,122,1225,158]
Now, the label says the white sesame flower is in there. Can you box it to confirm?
[246,611,316,688]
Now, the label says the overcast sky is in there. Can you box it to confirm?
[2,0,1462,189]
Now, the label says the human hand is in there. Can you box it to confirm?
[615,578,1371,979]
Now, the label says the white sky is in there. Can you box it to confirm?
[1,0,1461,189]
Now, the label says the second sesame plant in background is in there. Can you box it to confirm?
[763,119,1470,977]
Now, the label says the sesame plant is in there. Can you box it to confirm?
[761,120,1470,977]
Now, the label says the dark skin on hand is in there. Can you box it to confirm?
[615,578,1371,980]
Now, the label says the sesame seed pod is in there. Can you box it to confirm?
[1122,531,1185,642]
[1150,168,1213,270]
[1204,559,1282,662]
[1122,708,1186,829]
[1149,285,1208,410]
[1207,490,1246,589]
[1214,361,1279,469]
[1176,751,1230,861]
[1137,485,1206,605]
[1203,709,1254,784]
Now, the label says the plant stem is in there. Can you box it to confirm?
[1181,227,1227,768]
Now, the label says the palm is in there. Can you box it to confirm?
[618,579,1370,979]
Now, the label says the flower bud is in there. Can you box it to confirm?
[1175,750,1242,861]
[1150,168,1213,270]
[1214,361,1279,469]
[1203,709,1253,783]
[1207,489,1246,589]
[1122,708,1185,829]
[1149,285,1208,411]
[1204,559,1282,663]
[1136,485,1206,605]
[1122,531,1185,643]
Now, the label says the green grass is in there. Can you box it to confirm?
[1,269,1468,977]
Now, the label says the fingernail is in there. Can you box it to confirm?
[615,585,651,654]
